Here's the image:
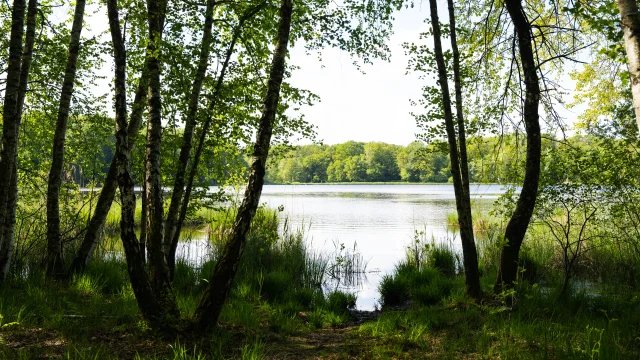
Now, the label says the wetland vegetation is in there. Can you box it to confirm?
[2,0,640,358]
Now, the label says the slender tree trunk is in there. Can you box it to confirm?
[144,0,180,320]
[140,159,148,262]
[447,0,481,298]
[164,0,218,271]
[0,0,38,280]
[69,70,148,274]
[192,0,292,332]
[427,0,481,299]
[46,0,86,277]
[106,0,168,327]
[495,0,541,293]
[617,0,640,130]
[168,7,263,271]
[0,0,27,276]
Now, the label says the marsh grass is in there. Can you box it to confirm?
[4,204,640,359]
[0,207,362,359]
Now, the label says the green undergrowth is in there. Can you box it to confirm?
[359,281,640,359]
[3,207,640,359]
[0,208,357,359]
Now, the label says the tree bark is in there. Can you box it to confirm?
[0,0,26,278]
[428,0,481,299]
[617,0,640,130]
[0,0,38,280]
[164,0,218,270]
[447,0,481,298]
[46,0,86,277]
[144,0,180,319]
[106,0,174,329]
[69,69,148,274]
[167,6,263,274]
[495,0,541,293]
[192,0,292,332]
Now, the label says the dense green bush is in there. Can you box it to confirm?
[379,261,453,307]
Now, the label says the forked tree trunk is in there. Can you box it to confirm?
[495,0,541,293]
[144,0,180,319]
[46,0,86,277]
[106,0,172,328]
[617,0,640,130]
[166,6,262,277]
[427,0,481,299]
[164,0,218,267]
[0,0,27,278]
[447,0,481,298]
[192,0,292,332]
[69,69,148,274]
[0,0,38,280]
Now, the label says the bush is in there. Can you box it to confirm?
[379,274,410,307]
[261,271,293,302]
[427,244,457,277]
[326,291,356,314]
[380,261,453,307]
[413,277,454,305]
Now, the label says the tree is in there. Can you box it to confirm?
[192,0,293,332]
[0,0,37,280]
[105,0,172,328]
[425,0,481,298]
[495,0,542,293]
[616,0,640,129]
[45,0,86,277]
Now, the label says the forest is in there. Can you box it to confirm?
[264,135,608,184]
[2,0,640,358]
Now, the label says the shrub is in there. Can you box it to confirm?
[380,261,453,307]
[379,274,409,307]
[427,243,457,277]
[413,277,454,305]
[326,291,356,314]
[261,271,293,302]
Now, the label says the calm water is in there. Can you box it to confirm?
[259,184,506,309]
[177,184,506,310]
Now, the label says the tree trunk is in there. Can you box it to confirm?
[494,0,541,293]
[144,0,180,319]
[0,0,27,278]
[447,0,481,298]
[617,0,640,130]
[46,0,86,277]
[192,0,292,332]
[164,0,218,271]
[166,6,260,277]
[427,0,481,299]
[0,0,38,280]
[140,157,148,262]
[106,0,174,329]
[69,69,148,274]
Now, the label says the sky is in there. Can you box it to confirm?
[287,6,432,146]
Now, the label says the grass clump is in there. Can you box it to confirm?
[379,260,455,308]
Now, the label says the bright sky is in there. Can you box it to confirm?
[287,6,431,146]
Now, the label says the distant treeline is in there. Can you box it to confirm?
[265,137,529,184]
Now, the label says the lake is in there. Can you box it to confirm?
[177,184,507,309]
[231,184,507,310]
